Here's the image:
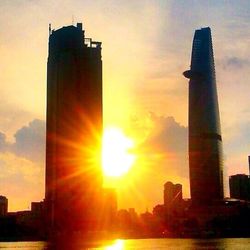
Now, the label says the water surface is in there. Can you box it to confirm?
[0,238,250,249]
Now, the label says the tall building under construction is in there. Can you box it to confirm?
[45,23,103,234]
[183,27,224,205]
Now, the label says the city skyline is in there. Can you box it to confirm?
[0,1,250,212]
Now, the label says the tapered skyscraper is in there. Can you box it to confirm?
[183,27,224,205]
[45,23,103,234]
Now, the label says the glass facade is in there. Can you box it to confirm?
[184,27,224,205]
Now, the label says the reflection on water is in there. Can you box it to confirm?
[0,241,46,249]
[0,238,250,250]
[101,238,250,250]
[104,240,124,250]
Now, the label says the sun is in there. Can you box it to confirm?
[102,127,135,177]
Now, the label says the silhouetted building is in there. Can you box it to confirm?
[31,201,44,216]
[164,182,182,208]
[229,174,250,201]
[45,23,103,235]
[163,182,183,221]
[0,196,8,217]
[183,27,224,205]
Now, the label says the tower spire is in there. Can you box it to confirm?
[49,23,51,35]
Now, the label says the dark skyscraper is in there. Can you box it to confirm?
[45,23,103,234]
[183,27,224,205]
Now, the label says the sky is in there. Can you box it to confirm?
[0,0,250,212]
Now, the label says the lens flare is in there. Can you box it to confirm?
[102,127,135,177]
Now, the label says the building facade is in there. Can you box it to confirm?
[164,182,183,207]
[183,27,224,205]
[0,196,8,217]
[229,174,250,201]
[45,23,103,234]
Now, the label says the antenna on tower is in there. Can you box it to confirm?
[49,23,52,35]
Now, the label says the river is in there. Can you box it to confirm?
[0,238,250,249]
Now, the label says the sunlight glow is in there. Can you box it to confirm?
[102,127,135,177]
[105,239,124,250]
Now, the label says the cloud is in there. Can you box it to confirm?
[0,119,45,211]
[142,113,188,153]
[1,0,250,212]
[0,132,8,151]
[0,100,35,142]
[0,119,45,163]
[221,57,250,70]
[118,113,189,212]
[11,119,45,163]
[136,112,189,180]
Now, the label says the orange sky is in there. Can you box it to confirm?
[0,1,250,212]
